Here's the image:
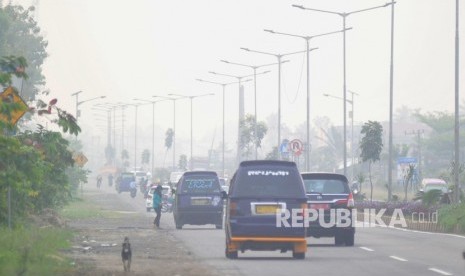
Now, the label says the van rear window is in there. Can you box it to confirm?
[180,175,221,194]
[303,179,349,194]
[234,168,303,198]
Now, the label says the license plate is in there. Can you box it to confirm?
[255,205,279,214]
[309,203,330,210]
[191,198,210,205]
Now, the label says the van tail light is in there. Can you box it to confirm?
[229,201,238,216]
[347,193,355,208]
[301,203,308,218]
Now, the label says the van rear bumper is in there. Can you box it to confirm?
[227,236,307,253]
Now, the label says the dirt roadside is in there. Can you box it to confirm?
[64,185,217,276]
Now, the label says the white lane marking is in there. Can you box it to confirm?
[428,268,453,275]
[366,222,465,239]
[359,247,374,252]
[389,255,408,262]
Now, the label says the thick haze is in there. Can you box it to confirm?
[12,0,465,165]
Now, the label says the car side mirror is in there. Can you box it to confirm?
[171,188,176,195]
[221,190,228,200]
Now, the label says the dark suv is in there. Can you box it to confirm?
[301,173,355,246]
[173,171,224,229]
[225,160,308,259]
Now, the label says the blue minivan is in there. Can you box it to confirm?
[225,160,308,259]
[173,171,224,229]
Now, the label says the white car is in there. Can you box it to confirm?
[145,185,172,212]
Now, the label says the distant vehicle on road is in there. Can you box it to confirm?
[145,185,172,212]
[225,160,307,259]
[173,171,224,230]
[116,172,135,193]
[420,178,448,194]
[301,172,355,246]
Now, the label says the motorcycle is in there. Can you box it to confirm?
[161,201,173,213]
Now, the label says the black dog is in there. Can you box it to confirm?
[121,237,132,272]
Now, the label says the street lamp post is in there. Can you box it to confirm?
[220,60,280,160]
[134,98,170,176]
[323,91,358,179]
[168,93,214,170]
[72,91,106,121]
[240,47,310,163]
[196,78,250,178]
[71,90,82,119]
[293,2,392,177]
[209,70,270,165]
[153,95,179,171]
[262,29,348,169]
[454,0,460,203]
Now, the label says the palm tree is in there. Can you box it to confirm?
[359,121,383,203]
[163,128,174,168]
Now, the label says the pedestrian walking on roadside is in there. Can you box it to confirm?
[153,184,163,228]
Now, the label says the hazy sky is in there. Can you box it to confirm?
[11,0,465,163]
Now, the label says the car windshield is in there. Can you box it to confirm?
[303,179,348,194]
[180,175,221,194]
[425,184,448,193]
[234,167,303,198]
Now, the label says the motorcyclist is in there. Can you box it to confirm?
[97,175,102,188]
[108,174,114,187]
[129,178,137,197]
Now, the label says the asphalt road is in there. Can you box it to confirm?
[110,186,465,276]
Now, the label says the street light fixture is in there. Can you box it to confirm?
[323,91,358,179]
[220,59,280,159]
[196,78,252,177]
[262,28,349,170]
[71,90,106,121]
[168,93,214,170]
[241,46,321,166]
[209,70,270,165]
[292,2,392,177]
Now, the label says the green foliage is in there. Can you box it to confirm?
[422,190,443,207]
[0,129,86,226]
[0,226,74,275]
[239,114,267,158]
[360,121,383,163]
[403,163,416,202]
[165,128,174,150]
[315,126,343,166]
[265,147,279,160]
[0,5,48,101]
[360,121,383,203]
[0,56,28,86]
[141,149,150,165]
[414,111,465,178]
[178,154,187,171]
[438,203,465,233]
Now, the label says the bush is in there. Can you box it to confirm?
[0,226,74,275]
[438,203,465,232]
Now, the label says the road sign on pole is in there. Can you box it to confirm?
[0,86,28,126]
[289,139,304,156]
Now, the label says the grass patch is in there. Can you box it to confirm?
[438,202,465,232]
[60,197,123,219]
[0,226,75,275]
